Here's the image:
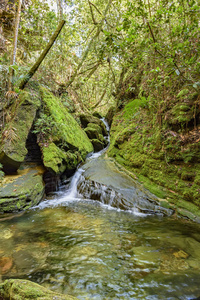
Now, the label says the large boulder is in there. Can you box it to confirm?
[0,279,78,300]
[38,87,93,174]
[77,157,174,216]
[0,90,41,173]
[0,166,45,212]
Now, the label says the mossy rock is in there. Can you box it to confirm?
[38,87,93,174]
[87,123,103,134]
[79,114,107,136]
[0,90,41,174]
[0,166,45,212]
[84,127,100,140]
[0,279,77,300]
[91,139,105,152]
[41,142,79,174]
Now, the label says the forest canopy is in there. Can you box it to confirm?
[0,0,199,114]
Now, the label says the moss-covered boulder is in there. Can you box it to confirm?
[0,166,45,212]
[91,138,105,152]
[36,87,93,174]
[0,90,41,173]
[79,114,108,136]
[0,279,78,300]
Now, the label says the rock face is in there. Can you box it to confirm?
[0,279,78,300]
[0,166,45,212]
[0,90,41,173]
[77,157,174,216]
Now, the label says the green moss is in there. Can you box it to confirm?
[40,87,93,158]
[0,279,78,300]
[42,142,79,174]
[108,104,200,222]
[123,97,148,119]
[87,123,103,134]
[38,87,93,174]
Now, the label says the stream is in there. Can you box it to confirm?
[1,134,200,299]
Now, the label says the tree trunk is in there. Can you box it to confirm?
[8,0,22,91]
[18,19,66,90]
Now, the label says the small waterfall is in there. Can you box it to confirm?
[64,168,84,199]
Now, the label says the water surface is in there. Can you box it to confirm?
[0,193,200,300]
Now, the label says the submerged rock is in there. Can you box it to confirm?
[0,279,78,300]
[77,157,174,216]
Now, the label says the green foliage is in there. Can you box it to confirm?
[33,113,57,144]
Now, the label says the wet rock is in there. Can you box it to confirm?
[0,167,45,212]
[0,257,13,274]
[77,157,174,216]
[79,114,108,136]
[0,279,78,300]
[91,139,105,152]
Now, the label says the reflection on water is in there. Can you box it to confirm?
[0,197,200,299]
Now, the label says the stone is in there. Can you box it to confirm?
[91,139,105,152]
[0,279,78,300]
[79,114,108,136]
[87,123,103,134]
[84,127,100,140]
[39,87,93,174]
[0,90,41,174]
[0,166,45,212]
[77,157,174,216]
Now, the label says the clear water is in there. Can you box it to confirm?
[1,192,200,300]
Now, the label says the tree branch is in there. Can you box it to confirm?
[66,0,112,89]
[18,19,66,90]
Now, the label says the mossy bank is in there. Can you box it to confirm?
[108,98,200,222]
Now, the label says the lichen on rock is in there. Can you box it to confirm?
[0,279,78,300]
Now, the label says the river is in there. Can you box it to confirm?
[0,144,200,299]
